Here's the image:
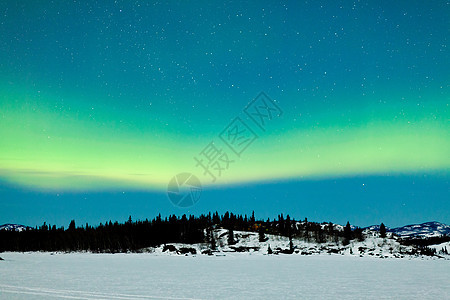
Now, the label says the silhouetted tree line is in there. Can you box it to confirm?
[0,212,367,253]
[1,214,204,253]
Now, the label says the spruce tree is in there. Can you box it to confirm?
[211,233,216,250]
[286,215,291,238]
[228,228,235,245]
[343,221,352,245]
[354,227,364,242]
[259,226,267,242]
[380,223,386,238]
[68,220,76,231]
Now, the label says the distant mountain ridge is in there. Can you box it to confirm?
[389,222,450,238]
[365,221,450,238]
[0,224,28,232]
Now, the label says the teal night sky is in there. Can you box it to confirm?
[0,1,448,227]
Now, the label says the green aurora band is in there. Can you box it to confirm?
[1,84,448,191]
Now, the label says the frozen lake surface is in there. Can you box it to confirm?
[0,252,449,299]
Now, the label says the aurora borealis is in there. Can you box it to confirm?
[0,1,448,226]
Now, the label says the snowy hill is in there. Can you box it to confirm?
[146,228,449,259]
[365,222,450,238]
[146,221,450,259]
[389,222,450,238]
[0,224,28,232]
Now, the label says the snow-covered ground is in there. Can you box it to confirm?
[0,252,449,300]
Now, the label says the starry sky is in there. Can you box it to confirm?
[0,1,449,227]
